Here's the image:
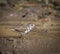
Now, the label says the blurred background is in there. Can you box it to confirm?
[0,0,60,54]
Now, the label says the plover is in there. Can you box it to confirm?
[11,23,35,35]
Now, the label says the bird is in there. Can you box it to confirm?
[10,23,35,35]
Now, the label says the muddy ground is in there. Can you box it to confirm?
[0,2,60,54]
